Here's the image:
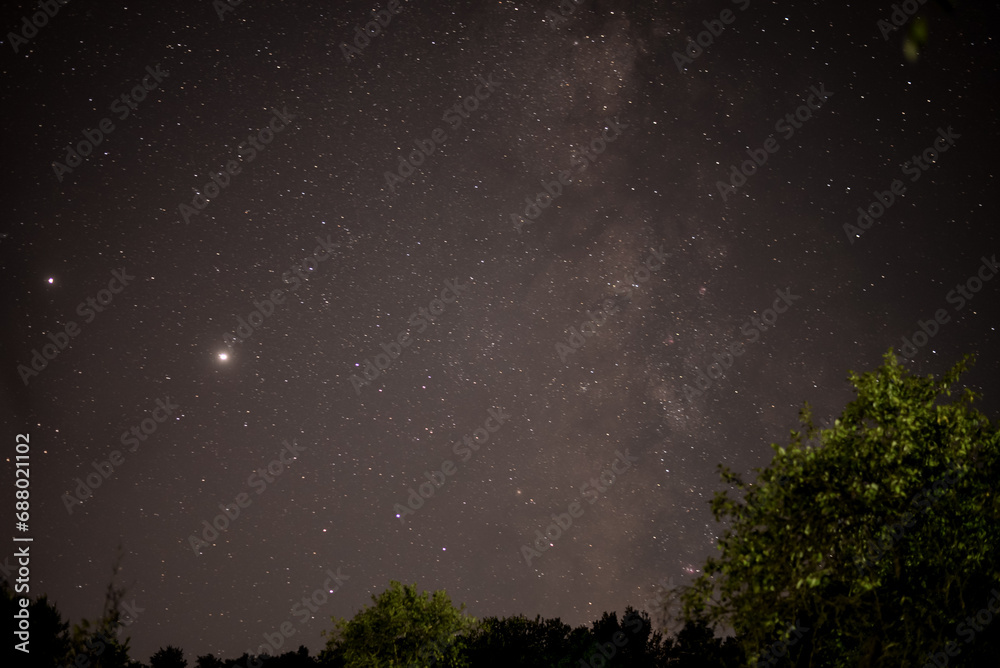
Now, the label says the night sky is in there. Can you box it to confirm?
[3,0,999,662]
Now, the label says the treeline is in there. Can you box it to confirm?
[11,352,1000,667]
[4,578,747,668]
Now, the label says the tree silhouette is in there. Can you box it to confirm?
[62,546,142,668]
[670,618,744,667]
[194,654,226,668]
[150,645,188,668]
[586,607,675,667]
[456,613,592,667]
[2,579,72,665]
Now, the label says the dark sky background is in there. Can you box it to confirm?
[3,0,999,662]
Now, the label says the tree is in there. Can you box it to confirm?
[456,613,592,667]
[587,607,674,667]
[3,546,144,668]
[264,646,316,667]
[669,618,744,668]
[321,580,477,667]
[2,579,72,664]
[69,617,136,668]
[194,654,225,668]
[150,645,188,668]
[32,593,74,664]
[68,547,141,668]
[681,351,1000,666]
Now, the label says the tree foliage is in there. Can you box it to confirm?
[320,581,477,667]
[2,581,71,665]
[681,351,1000,666]
[456,613,591,667]
[67,547,142,668]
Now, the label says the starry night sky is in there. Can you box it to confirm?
[3,0,999,662]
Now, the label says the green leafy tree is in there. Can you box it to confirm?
[682,351,1000,666]
[320,581,477,667]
